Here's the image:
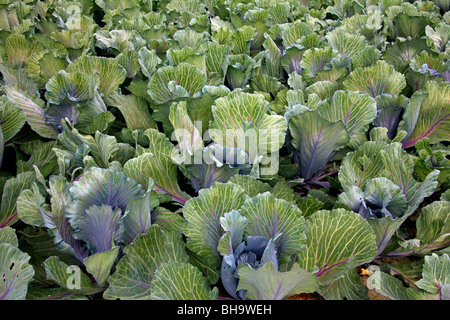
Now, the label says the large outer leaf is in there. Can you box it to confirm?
[0,96,25,143]
[117,49,141,78]
[415,201,450,254]
[263,33,282,78]
[338,140,387,189]
[392,13,430,39]
[288,109,349,180]
[0,243,34,300]
[41,176,89,263]
[0,227,18,247]
[300,47,338,83]
[138,47,162,78]
[281,45,306,75]
[43,256,102,296]
[166,0,206,13]
[3,86,58,139]
[172,29,208,51]
[150,262,218,300]
[320,268,368,300]
[249,74,284,100]
[379,144,439,215]
[17,184,45,227]
[167,47,203,69]
[5,33,43,68]
[382,39,430,73]
[237,262,319,300]
[416,253,450,297]
[231,26,256,54]
[368,216,408,257]
[391,201,450,256]
[0,119,4,168]
[343,60,406,98]
[368,270,410,300]
[0,96,26,166]
[209,91,286,161]
[123,129,190,204]
[400,81,450,148]
[229,174,272,197]
[147,63,207,104]
[66,56,126,98]
[0,172,35,228]
[103,226,189,300]
[297,209,378,285]
[83,247,120,287]
[210,92,269,139]
[169,101,204,158]
[25,50,69,87]
[16,140,59,178]
[425,22,450,54]
[204,41,230,85]
[104,92,156,131]
[318,90,377,139]
[282,21,313,47]
[239,192,306,264]
[304,81,340,101]
[325,27,367,58]
[183,182,247,269]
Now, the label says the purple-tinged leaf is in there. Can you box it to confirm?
[297,209,378,285]
[41,175,89,263]
[181,144,249,191]
[392,13,430,39]
[183,182,247,269]
[237,262,319,300]
[3,86,58,139]
[105,92,156,131]
[0,243,34,300]
[0,172,36,228]
[66,167,144,220]
[71,205,121,253]
[343,60,406,98]
[45,71,100,105]
[281,45,306,75]
[288,109,349,180]
[120,188,160,245]
[239,192,306,264]
[123,129,190,204]
[373,94,408,140]
[45,104,79,128]
[66,56,127,98]
[388,201,450,257]
[147,63,206,104]
[103,226,190,300]
[401,81,450,148]
[318,90,377,140]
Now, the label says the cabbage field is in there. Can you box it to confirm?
[0,0,449,302]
